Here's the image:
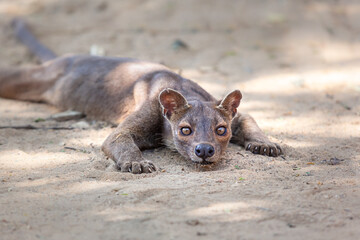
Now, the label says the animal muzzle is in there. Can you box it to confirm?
[194,143,215,161]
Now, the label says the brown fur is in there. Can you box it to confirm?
[0,19,282,174]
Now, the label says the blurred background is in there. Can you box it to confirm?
[1,0,359,96]
[1,0,359,135]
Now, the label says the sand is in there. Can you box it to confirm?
[0,0,359,239]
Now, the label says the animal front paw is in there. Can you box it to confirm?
[116,159,157,174]
[245,141,282,157]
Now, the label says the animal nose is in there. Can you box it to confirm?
[195,144,215,159]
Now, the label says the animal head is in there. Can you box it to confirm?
[159,88,242,164]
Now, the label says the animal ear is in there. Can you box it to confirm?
[217,90,242,118]
[159,88,190,119]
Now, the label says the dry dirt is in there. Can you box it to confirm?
[0,0,360,239]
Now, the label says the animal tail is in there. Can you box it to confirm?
[11,18,57,63]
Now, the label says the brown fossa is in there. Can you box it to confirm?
[0,19,282,174]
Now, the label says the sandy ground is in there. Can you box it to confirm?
[0,0,360,239]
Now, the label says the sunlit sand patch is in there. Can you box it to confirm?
[0,150,82,169]
[65,181,118,194]
[235,66,360,94]
[0,0,44,15]
[187,201,264,222]
[96,206,159,222]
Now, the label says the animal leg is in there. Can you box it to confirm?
[0,58,68,102]
[0,66,52,102]
[231,113,282,157]
[101,103,163,174]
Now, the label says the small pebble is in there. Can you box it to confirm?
[71,121,90,129]
[321,157,344,165]
[171,39,188,51]
[90,45,106,56]
[50,111,84,122]
[186,219,200,226]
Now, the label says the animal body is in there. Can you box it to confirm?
[0,19,282,174]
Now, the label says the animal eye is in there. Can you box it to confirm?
[180,127,192,136]
[216,126,227,136]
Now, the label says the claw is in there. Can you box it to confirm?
[246,144,251,150]
[149,164,156,171]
